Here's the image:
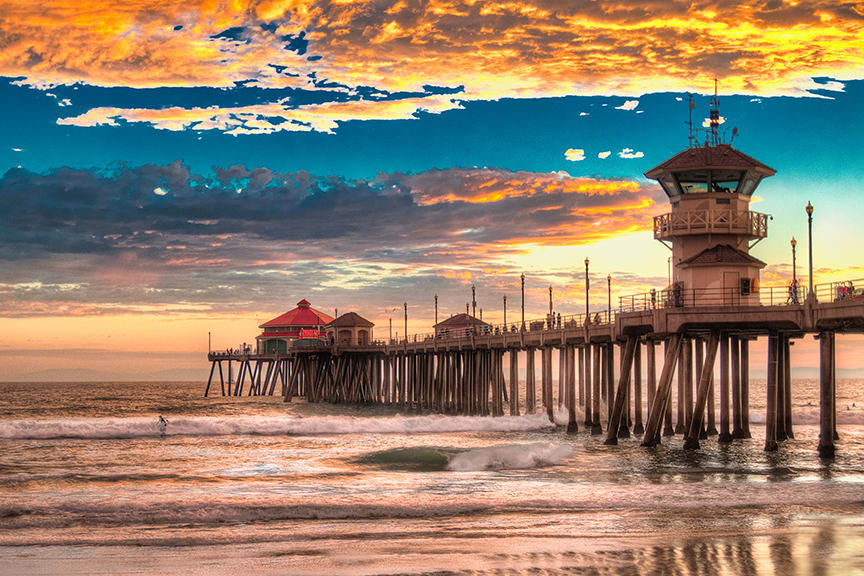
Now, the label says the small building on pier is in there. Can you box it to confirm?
[256,299,334,353]
[434,313,490,338]
[326,312,374,345]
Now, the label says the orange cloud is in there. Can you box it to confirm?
[1,0,862,101]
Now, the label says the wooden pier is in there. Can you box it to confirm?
[207,289,864,458]
[206,139,864,459]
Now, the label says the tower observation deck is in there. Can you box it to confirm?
[645,143,776,306]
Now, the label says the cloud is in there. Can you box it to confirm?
[1,0,863,103]
[0,162,660,318]
[617,148,644,159]
[702,115,727,127]
[564,148,586,162]
[11,148,23,152]
[57,94,463,135]
[579,112,589,116]
[615,100,640,111]
[598,151,611,159]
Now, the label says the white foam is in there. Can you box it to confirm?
[0,413,556,440]
[748,407,864,425]
[447,442,572,471]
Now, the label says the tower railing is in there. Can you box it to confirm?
[654,209,769,239]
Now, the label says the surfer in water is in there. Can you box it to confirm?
[157,415,168,437]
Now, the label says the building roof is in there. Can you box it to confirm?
[644,144,776,179]
[433,313,490,329]
[259,299,334,328]
[679,244,767,268]
[326,312,374,328]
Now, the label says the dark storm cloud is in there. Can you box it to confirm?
[0,162,660,317]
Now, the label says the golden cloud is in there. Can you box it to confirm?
[2,0,863,99]
[56,94,463,134]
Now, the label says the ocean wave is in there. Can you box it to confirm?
[447,443,572,471]
[357,442,572,472]
[0,413,556,440]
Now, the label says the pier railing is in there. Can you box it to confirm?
[814,278,864,303]
[653,209,769,240]
[390,311,615,345]
[618,284,809,312]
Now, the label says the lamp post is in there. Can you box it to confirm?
[389,317,392,342]
[434,294,438,326]
[791,237,798,303]
[471,284,476,318]
[667,257,672,286]
[607,274,612,324]
[584,258,590,323]
[208,331,211,353]
[503,295,507,328]
[520,273,525,330]
[548,285,553,317]
[403,302,407,343]
[480,308,483,322]
[806,202,814,297]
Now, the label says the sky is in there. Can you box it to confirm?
[1,0,863,380]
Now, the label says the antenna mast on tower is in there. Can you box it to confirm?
[687,93,695,148]
[709,77,720,146]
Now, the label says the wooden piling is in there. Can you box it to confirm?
[765,333,779,452]
[683,338,693,434]
[731,335,743,438]
[584,345,593,427]
[719,334,732,443]
[777,335,788,441]
[741,338,752,438]
[525,348,536,413]
[684,332,720,450]
[784,337,794,439]
[545,346,554,423]
[642,334,682,447]
[605,336,638,445]
[592,343,602,434]
[694,338,707,439]
[818,331,835,458]
[633,340,644,435]
[567,345,578,434]
[509,349,519,416]
[675,342,685,434]
[646,340,656,424]
[558,346,565,408]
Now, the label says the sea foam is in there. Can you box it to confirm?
[0,413,556,440]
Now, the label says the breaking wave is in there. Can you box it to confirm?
[447,443,572,471]
[0,413,556,440]
[358,443,572,472]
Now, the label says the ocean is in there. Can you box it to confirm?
[1,377,863,575]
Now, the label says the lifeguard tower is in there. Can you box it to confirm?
[645,91,775,306]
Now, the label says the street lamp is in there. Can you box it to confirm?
[503,294,507,328]
[607,274,612,323]
[548,285,553,317]
[584,258,590,324]
[403,302,407,343]
[806,202,814,296]
[791,237,798,303]
[667,257,672,286]
[389,317,392,342]
[471,284,476,319]
[434,294,438,326]
[520,273,525,330]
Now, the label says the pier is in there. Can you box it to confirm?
[206,135,864,459]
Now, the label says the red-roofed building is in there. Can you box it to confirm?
[257,299,334,353]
